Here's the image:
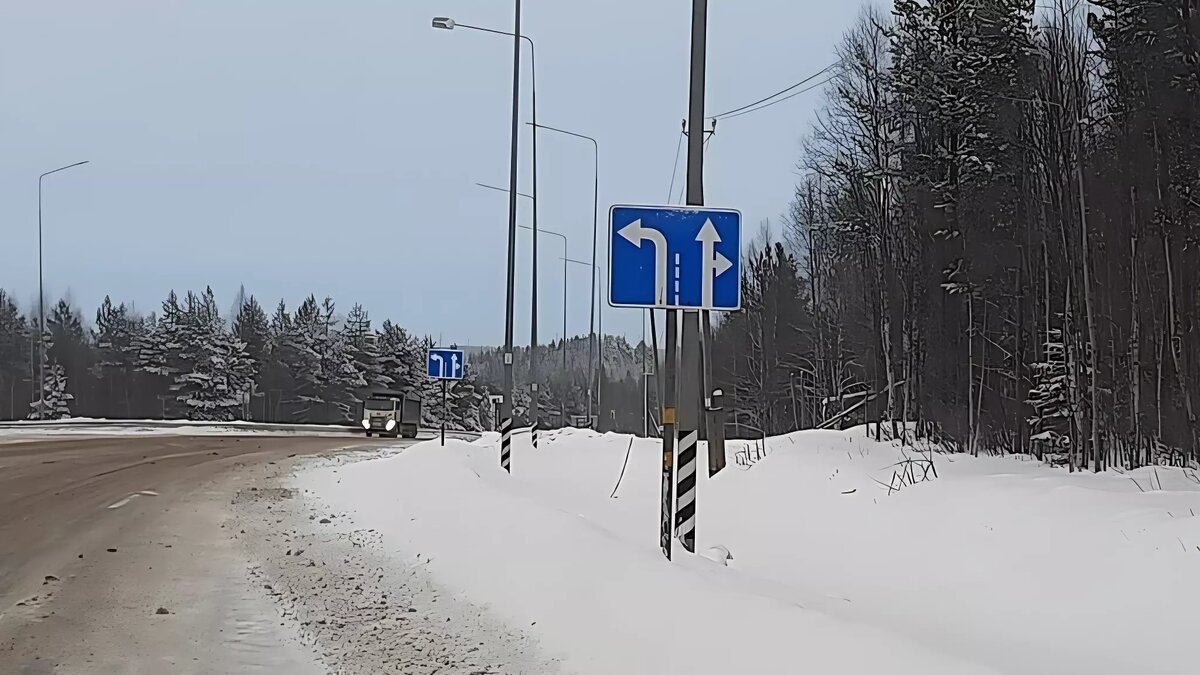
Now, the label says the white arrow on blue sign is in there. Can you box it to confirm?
[608,204,741,311]
[427,348,465,380]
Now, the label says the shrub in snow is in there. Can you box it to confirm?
[701,545,734,566]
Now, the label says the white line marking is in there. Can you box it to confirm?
[107,490,160,509]
[107,495,136,509]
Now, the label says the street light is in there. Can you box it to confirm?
[478,182,571,427]
[436,12,540,456]
[37,160,89,419]
[433,7,526,469]
[563,256,604,429]
[522,225,570,427]
[532,122,599,424]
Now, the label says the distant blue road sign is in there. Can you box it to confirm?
[609,205,741,310]
[427,348,465,380]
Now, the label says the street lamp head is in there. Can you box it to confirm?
[431,17,456,30]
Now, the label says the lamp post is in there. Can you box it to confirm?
[522,225,569,427]
[477,181,570,431]
[436,13,541,453]
[37,160,89,419]
[433,10,526,469]
[563,256,603,429]
[532,122,599,424]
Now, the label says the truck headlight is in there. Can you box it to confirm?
[386,419,397,431]
[361,419,370,429]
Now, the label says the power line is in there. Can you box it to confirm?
[714,75,836,121]
[710,63,839,120]
[666,130,684,203]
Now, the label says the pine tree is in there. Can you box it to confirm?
[134,291,191,418]
[342,304,391,399]
[30,361,73,420]
[233,295,270,416]
[0,290,33,420]
[173,288,253,421]
[1027,326,1072,461]
[93,296,139,417]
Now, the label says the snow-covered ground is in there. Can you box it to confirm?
[292,426,1200,675]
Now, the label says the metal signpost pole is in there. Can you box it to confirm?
[442,379,448,447]
[660,310,678,561]
[702,317,726,475]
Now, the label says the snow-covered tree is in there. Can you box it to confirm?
[270,296,363,422]
[233,295,270,417]
[29,361,73,420]
[93,296,140,417]
[173,288,253,421]
[1027,327,1073,460]
[342,303,391,399]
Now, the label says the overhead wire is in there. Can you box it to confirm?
[666,130,684,203]
[714,75,837,121]
[710,62,839,120]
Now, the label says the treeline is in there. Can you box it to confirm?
[0,287,491,429]
[714,0,1200,471]
[0,286,659,433]
[471,333,659,433]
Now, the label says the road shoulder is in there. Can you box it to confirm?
[232,452,562,675]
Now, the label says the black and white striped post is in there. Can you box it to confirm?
[500,416,513,472]
[531,383,539,449]
[674,428,697,552]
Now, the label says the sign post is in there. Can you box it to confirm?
[427,347,466,447]
[608,203,740,558]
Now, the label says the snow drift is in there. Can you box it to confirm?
[294,426,1200,675]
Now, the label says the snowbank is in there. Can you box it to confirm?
[294,426,1200,675]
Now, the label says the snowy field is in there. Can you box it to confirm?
[293,426,1200,675]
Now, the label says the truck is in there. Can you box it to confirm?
[360,390,421,438]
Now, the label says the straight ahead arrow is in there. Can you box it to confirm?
[697,218,729,308]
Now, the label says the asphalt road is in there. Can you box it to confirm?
[0,434,399,673]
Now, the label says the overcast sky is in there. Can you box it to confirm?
[1,0,862,345]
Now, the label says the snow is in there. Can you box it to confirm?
[293,426,1200,675]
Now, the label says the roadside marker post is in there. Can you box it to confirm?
[531,382,540,449]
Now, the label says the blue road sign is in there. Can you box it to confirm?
[427,347,465,380]
[608,204,741,310]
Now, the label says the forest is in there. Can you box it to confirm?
[0,285,658,433]
[0,286,487,428]
[711,0,1200,471]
